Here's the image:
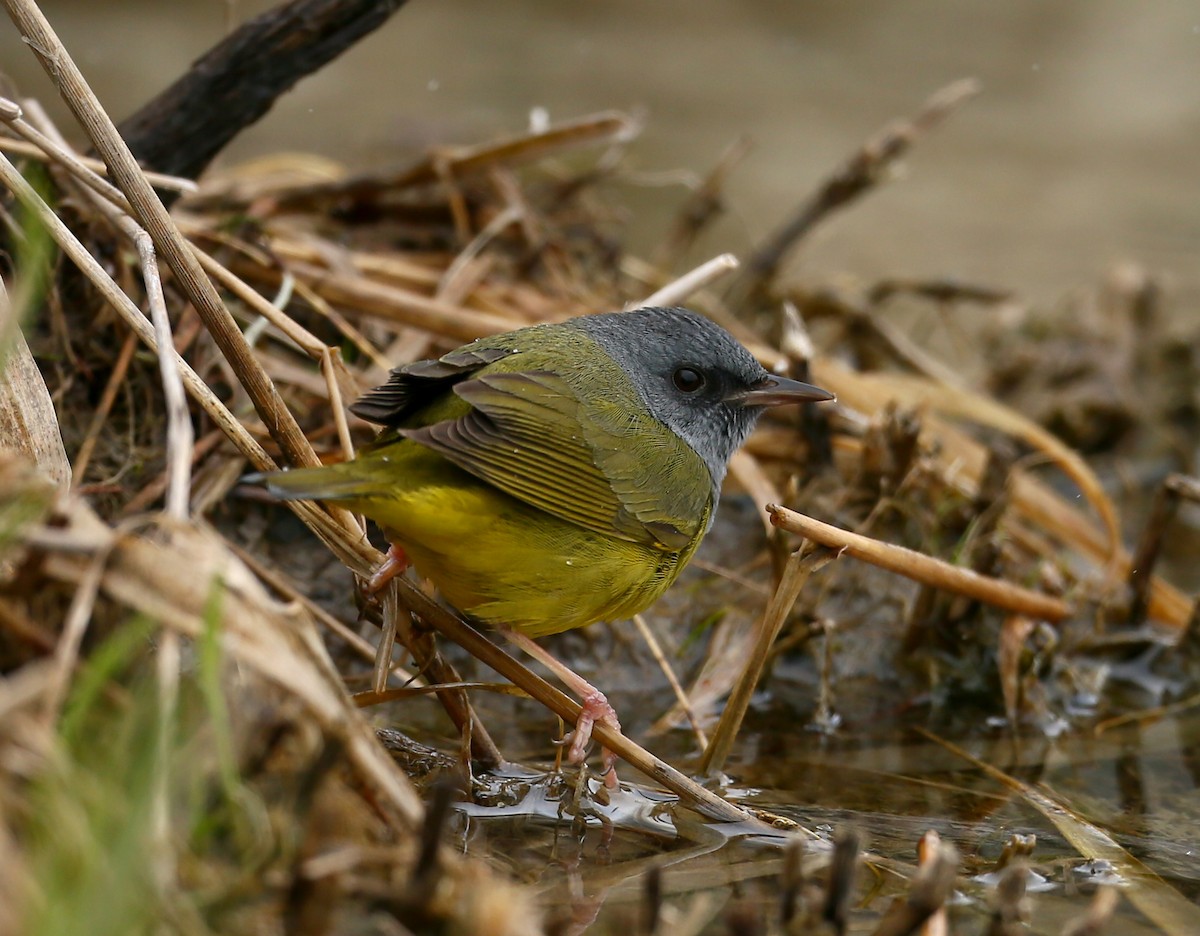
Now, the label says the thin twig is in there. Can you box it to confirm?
[790,284,971,388]
[1127,473,1200,626]
[24,102,194,518]
[228,540,406,674]
[244,256,519,342]
[267,110,640,211]
[71,330,136,485]
[437,203,522,299]
[1093,687,1200,737]
[638,253,740,309]
[389,613,506,769]
[654,135,753,270]
[631,613,708,751]
[735,78,980,296]
[0,149,368,561]
[3,0,323,475]
[4,96,132,212]
[768,504,1074,623]
[120,430,223,515]
[867,276,1011,307]
[0,597,58,652]
[182,222,392,371]
[135,229,193,519]
[701,545,835,775]
[194,248,362,469]
[373,586,400,694]
[0,132,198,192]
[40,542,109,723]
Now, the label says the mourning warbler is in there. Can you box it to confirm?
[250,306,833,783]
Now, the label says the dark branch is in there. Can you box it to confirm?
[117,0,409,181]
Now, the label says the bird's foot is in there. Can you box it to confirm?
[366,544,410,594]
[501,628,624,789]
[564,689,622,790]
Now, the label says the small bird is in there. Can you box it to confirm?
[250,306,833,785]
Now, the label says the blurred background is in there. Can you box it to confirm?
[1,0,1197,308]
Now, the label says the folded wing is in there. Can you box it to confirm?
[403,371,712,552]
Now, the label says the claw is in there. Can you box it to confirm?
[600,753,619,790]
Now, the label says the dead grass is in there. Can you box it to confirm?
[0,7,1197,931]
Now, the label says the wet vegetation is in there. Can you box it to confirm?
[1,2,1199,933]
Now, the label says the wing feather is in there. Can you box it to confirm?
[350,346,513,425]
[403,371,711,551]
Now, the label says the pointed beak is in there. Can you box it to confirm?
[734,374,836,408]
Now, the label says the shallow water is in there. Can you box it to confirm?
[446,662,1200,932]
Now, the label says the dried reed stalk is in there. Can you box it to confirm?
[768,505,1073,622]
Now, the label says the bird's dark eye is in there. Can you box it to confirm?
[672,366,706,393]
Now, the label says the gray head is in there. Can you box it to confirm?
[572,307,833,491]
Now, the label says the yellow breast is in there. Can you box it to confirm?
[342,447,706,637]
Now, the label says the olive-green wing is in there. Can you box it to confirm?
[349,345,513,425]
[402,371,712,551]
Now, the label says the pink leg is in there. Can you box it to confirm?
[366,544,410,594]
[503,629,623,789]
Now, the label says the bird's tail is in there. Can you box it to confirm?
[243,462,385,503]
